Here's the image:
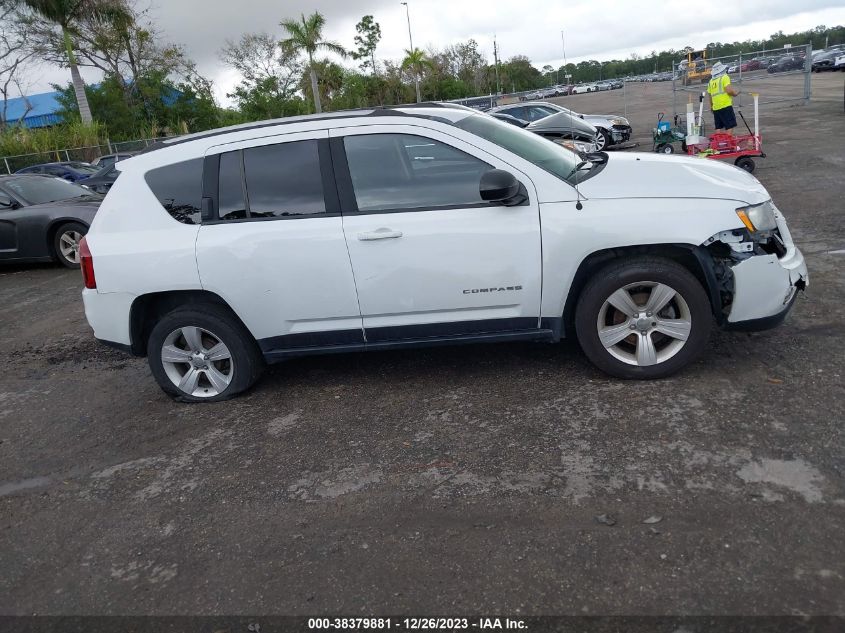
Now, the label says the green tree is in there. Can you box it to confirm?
[352,14,381,76]
[53,70,219,139]
[440,39,487,93]
[280,11,346,113]
[401,47,432,102]
[499,55,542,92]
[220,31,302,119]
[17,0,129,123]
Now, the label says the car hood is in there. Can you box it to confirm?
[577,152,770,204]
[528,112,597,138]
[581,114,625,126]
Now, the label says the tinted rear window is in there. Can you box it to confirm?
[145,158,203,225]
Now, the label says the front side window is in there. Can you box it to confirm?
[145,158,203,225]
[343,133,493,213]
[4,176,88,205]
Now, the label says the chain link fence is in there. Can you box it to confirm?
[672,45,812,119]
[1,136,174,174]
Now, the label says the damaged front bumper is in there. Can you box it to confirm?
[725,248,807,330]
[704,211,808,331]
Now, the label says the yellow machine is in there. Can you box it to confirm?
[679,49,711,85]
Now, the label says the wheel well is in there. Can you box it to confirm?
[561,244,722,336]
[46,219,89,256]
[128,290,249,356]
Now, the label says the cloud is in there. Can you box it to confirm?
[15,0,845,105]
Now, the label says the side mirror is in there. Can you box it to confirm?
[0,194,16,209]
[479,169,527,207]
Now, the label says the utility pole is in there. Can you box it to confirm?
[493,35,502,95]
[400,2,420,102]
[560,30,568,84]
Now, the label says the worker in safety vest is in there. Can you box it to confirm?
[706,62,740,133]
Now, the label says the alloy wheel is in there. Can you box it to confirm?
[160,326,234,397]
[594,130,607,151]
[596,281,692,367]
[58,230,84,265]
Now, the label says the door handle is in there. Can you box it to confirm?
[357,228,403,241]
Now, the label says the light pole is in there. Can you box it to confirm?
[400,2,420,102]
[560,30,568,84]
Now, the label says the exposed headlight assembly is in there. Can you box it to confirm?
[610,117,629,126]
[736,200,778,232]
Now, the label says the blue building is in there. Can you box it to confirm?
[3,90,65,128]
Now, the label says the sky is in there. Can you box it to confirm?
[17,0,845,105]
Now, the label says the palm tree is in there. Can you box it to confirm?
[280,12,346,113]
[401,48,432,102]
[20,0,129,124]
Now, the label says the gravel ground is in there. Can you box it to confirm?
[1,73,843,616]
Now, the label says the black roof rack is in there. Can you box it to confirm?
[137,103,471,155]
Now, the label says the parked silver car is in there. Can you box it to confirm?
[489,101,632,151]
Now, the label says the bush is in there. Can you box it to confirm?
[0,121,106,172]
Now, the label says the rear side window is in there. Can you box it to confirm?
[216,140,326,220]
[145,158,203,225]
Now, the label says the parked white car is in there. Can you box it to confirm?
[571,84,590,94]
[81,104,808,401]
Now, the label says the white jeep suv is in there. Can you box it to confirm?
[80,104,808,401]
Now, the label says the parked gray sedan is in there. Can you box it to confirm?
[0,175,102,268]
[489,101,633,151]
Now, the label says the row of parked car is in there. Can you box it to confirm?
[14,152,134,193]
[521,80,624,100]
[625,72,674,82]
[811,45,845,72]
[0,152,135,268]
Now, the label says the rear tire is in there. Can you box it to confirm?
[52,222,87,269]
[147,305,264,402]
[574,257,712,379]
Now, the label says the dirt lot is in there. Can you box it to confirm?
[1,73,844,616]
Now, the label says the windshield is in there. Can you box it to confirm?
[4,176,89,204]
[455,114,580,184]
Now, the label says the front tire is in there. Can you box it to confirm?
[52,222,87,268]
[147,305,264,402]
[574,257,711,379]
[594,128,611,151]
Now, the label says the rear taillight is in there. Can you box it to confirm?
[79,236,96,289]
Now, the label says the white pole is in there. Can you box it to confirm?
[686,100,694,137]
[698,92,706,133]
[753,92,759,149]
